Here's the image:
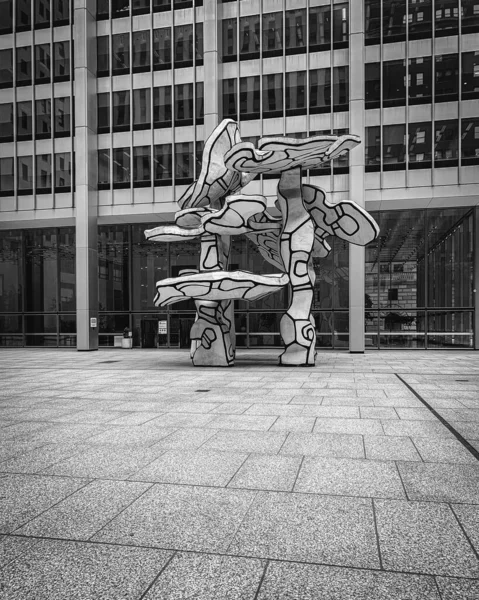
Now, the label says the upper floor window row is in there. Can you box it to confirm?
[0,97,72,143]
[97,0,203,20]
[0,41,71,89]
[222,4,348,62]
[0,152,73,197]
[97,25,203,76]
[0,0,70,35]
[365,0,479,45]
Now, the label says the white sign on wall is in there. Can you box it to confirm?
[158,320,168,335]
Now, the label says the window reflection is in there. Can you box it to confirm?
[97,93,110,134]
[174,83,194,126]
[53,41,69,82]
[408,0,432,39]
[25,230,57,314]
[53,0,69,25]
[434,120,458,166]
[365,63,380,109]
[435,54,459,102]
[98,149,110,189]
[0,103,13,143]
[195,23,204,66]
[54,152,71,192]
[153,86,172,128]
[132,31,150,72]
[132,0,150,15]
[309,5,331,50]
[333,66,349,112]
[263,74,283,118]
[263,12,283,57]
[175,142,194,184]
[365,126,381,171]
[35,43,51,84]
[435,0,459,36]
[0,49,13,89]
[285,9,306,54]
[409,57,432,105]
[222,18,237,62]
[54,97,70,138]
[0,0,12,34]
[462,0,479,34]
[113,148,131,188]
[333,3,348,48]
[383,125,406,170]
[34,0,50,29]
[222,79,237,119]
[112,34,130,75]
[240,76,260,120]
[113,91,130,132]
[133,147,151,187]
[18,156,33,194]
[133,88,151,130]
[153,28,171,70]
[0,158,14,196]
[240,15,260,59]
[16,46,32,86]
[310,68,331,114]
[98,226,129,312]
[408,122,432,168]
[17,101,33,141]
[461,118,479,165]
[462,52,479,100]
[286,72,306,116]
[16,0,31,31]
[112,0,129,18]
[196,82,204,124]
[97,36,109,77]
[36,154,52,193]
[174,24,194,67]
[383,60,406,107]
[382,0,406,42]
[35,99,51,139]
[154,144,172,185]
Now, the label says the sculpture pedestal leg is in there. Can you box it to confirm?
[190,300,235,367]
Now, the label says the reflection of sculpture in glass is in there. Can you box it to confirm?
[145,119,379,367]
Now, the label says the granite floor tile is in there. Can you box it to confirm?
[228,454,302,491]
[143,552,265,600]
[102,411,165,426]
[397,462,479,503]
[147,413,216,428]
[228,491,379,568]
[450,421,479,439]
[0,474,89,533]
[313,418,384,436]
[280,433,365,459]
[360,407,398,420]
[0,535,41,568]
[294,457,406,499]
[451,504,479,552]
[202,430,287,454]
[436,577,479,600]
[129,449,247,486]
[16,480,150,540]
[87,426,177,447]
[245,404,305,416]
[395,408,437,421]
[0,539,172,600]
[300,406,360,418]
[209,403,252,415]
[364,435,422,461]
[412,438,478,464]
[204,415,277,431]
[92,484,256,552]
[256,561,440,600]
[150,427,218,450]
[382,420,453,438]
[0,442,88,474]
[375,499,479,577]
[269,416,316,433]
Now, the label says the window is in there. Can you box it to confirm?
[0,0,12,34]
[383,60,406,107]
[112,0,129,18]
[239,76,260,120]
[435,54,459,102]
[132,0,150,16]
[0,158,14,197]
[462,0,479,34]
[97,93,110,134]
[222,79,237,119]
[285,72,306,116]
[365,63,380,109]
[54,152,71,192]
[174,83,193,126]
[0,104,13,143]
[18,156,33,194]
[435,0,458,36]
[16,0,31,32]
[154,0,171,12]
[434,120,458,166]
[461,118,479,165]
[34,0,50,29]
[383,0,406,42]
[153,86,172,128]
[36,154,52,193]
[262,12,283,57]
[53,41,70,82]
[408,122,432,168]
[462,52,479,100]
[409,57,432,105]
[153,28,172,70]
[285,9,306,54]
[310,5,331,50]
[174,25,194,67]
[97,0,108,18]
[196,23,204,66]
[98,149,110,189]
[239,15,260,59]
[113,91,130,131]
[35,99,52,139]
[112,34,130,75]
[310,69,331,114]
[54,97,70,137]
[154,144,172,185]
[196,82,204,124]
[263,74,283,118]
[53,0,69,26]
[367,126,381,170]
[175,142,194,184]
[383,124,406,170]
[333,66,349,111]
[97,36,109,77]
[365,0,381,44]
[35,43,51,84]
[222,18,237,62]
[333,3,348,48]
[195,141,204,178]
[113,148,131,188]
[17,101,33,141]
[15,47,32,87]
[133,147,151,187]
[0,50,13,89]
[408,0,432,39]
[132,31,150,73]
[133,88,151,130]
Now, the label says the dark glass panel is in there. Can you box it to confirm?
[16,0,31,31]
[462,52,479,100]
[98,149,110,190]
[222,78,237,120]
[54,152,71,192]
[113,148,131,188]
[154,144,172,185]
[408,122,432,168]
[17,101,32,141]
[461,118,479,165]
[17,156,33,194]
[131,223,168,311]
[174,24,194,67]
[133,146,151,187]
[112,90,130,132]
[175,141,194,185]
[262,73,283,118]
[132,30,150,73]
[409,57,432,105]
[222,18,237,62]
[263,12,283,57]
[132,0,150,15]
[365,126,381,171]
[16,46,32,87]
[461,0,479,34]
[285,9,306,54]
[59,314,76,334]
[153,27,172,70]
[382,0,406,42]
[97,93,110,134]
[0,231,22,311]
[310,68,331,114]
[97,36,109,77]
[285,72,306,117]
[333,2,348,48]
[383,125,406,170]
[383,60,406,107]
[54,97,71,138]
[53,41,70,82]
[0,50,13,88]
[195,141,204,178]
[174,83,194,126]
[195,23,203,66]
[173,0,192,8]
[112,33,130,75]
[154,0,171,12]
[240,75,260,120]
[36,154,52,193]
[97,0,109,19]
[98,225,129,312]
[34,0,50,29]
[365,63,380,109]
[379,311,426,349]
[35,43,51,84]
[0,315,22,334]
[333,128,349,174]
[153,86,172,128]
[434,120,458,166]
[0,0,12,34]
[0,158,14,197]
[435,0,459,36]
[0,103,13,143]
[24,229,58,312]
[35,99,51,140]
[408,0,432,39]
[196,82,204,124]
[53,0,69,25]
[25,314,57,333]
[112,0,129,18]
[365,0,381,44]
[333,66,348,112]
[239,15,260,59]
[58,227,75,311]
[428,312,473,348]
[435,54,459,102]
[309,5,331,50]
[133,88,151,130]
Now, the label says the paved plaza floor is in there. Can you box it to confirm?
[0,348,478,599]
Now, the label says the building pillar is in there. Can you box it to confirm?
[74,0,98,350]
[203,0,220,136]
[348,0,366,353]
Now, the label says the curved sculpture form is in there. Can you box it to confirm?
[145,120,379,367]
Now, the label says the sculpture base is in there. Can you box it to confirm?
[190,301,235,367]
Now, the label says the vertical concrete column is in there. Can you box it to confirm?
[75,0,98,350]
[348,0,366,353]
[203,0,220,136]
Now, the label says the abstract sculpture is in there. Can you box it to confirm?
[145,120,379,367]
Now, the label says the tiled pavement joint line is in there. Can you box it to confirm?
[395,373,479,463]
[253,559,270,600]
[290,455,305,492]
[276,431,291,454]
[267,416,280,431]
[393,461,410,501]
[138,550,178,600]
[371,499,384,570]
[449,504,479,562]
[225,453,252,488]
[433,576,444,600]
[409,436,425,463]
[224,490,259,554]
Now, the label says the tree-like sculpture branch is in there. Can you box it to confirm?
[145,120,379,367]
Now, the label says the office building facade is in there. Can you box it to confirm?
[0,0,478,351]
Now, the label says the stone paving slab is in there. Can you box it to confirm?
[228,454,302,491]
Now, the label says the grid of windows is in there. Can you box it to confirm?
[0,0,70,34]
[0,98,72,142]
[97,0,203,19]
[0,153,73,197]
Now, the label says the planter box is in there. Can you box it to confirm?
[121,338,133,349]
